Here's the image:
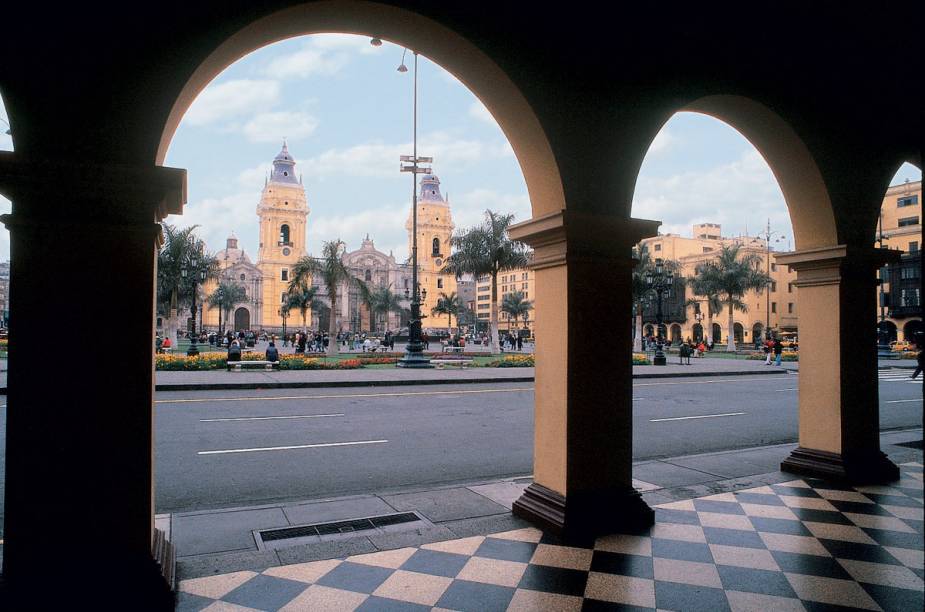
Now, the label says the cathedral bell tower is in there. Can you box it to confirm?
[406,173,456,315]
[257,141,310,329]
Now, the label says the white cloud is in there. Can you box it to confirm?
[307,33,381,54]
[451,189,532,232]
[300,132,513,180]
[632,149,793,243]
[646,128,677,156]
[468,101,497,126]
[184,80,280,126]
[237,162,273,188]
[265,48,349,80]
[242,111,319,143]
[168,192,258,256]
[308,204,410,259]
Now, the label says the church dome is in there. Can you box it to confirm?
[215,233,252,264]
[419,174,445,203]
[269,140,299,185]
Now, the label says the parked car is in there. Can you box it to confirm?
[890,340,914,352]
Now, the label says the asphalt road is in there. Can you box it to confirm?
[147,370,923,514]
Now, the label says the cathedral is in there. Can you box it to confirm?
[200,143,457,334]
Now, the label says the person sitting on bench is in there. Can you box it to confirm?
[266,340,279,363]
[228,339,242,362]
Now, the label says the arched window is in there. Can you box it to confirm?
[280,224,290,245]
[432,237,440,256]
[364,269,372,282]
[240,273,246,281]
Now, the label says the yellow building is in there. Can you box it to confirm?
[407,174,457,318]
[474,259,536,336]
[637,224,798,346]
[201,142,310,332]
[877,179,922,342]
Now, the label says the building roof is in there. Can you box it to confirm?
[270,140,299,185]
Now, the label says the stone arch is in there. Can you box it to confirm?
[692,323,703,343]
[280,224,290,245]
[902,319,922,344]
[712,323,722,343]
[233,306,251,331]
[154,2,565,219]
[631,96,837,250]
[752,322,764,342]
[733,322,744,344]
[670,323,682,345]
[432,236,440,256]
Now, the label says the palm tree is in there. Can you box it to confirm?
[290,240,363,356]
[441,210,529,353]
[632,250,681,351]
[365,285,406,333]
[693,244,771,352]
[501,291,533,333]
[207,281,247,335]
[286,281,318,332]
[684,277,723,345]
[431,292,461,333]
[158,224,219,338]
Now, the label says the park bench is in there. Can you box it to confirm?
[227,360,280,371]
[431,357,473,369]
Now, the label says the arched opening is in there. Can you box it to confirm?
[752,322,764,344]
[692,323,704,343]
[904,319,923,344]
[712,322,722,343]
[149,10,559,565]
[733,321,744,344]
[279,224,290,245]
[878,320,898,344]
[670,323,681,345]
[233,306,250,331]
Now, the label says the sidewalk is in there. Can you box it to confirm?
[167,427,923,581]
[0,357,916,393]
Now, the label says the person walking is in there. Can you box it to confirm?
[773,337,784,366]
[764,338,773,365]
[912,348,923,380]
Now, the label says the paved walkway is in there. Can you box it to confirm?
[172,432,924,611]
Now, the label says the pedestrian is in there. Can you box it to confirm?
[912,348,923,380]
[764,339,773,365]
[227,339,242,362]
[516,334,523,351]
[773,337,784,366]
[266,340,279,363]
[162,336,172,352]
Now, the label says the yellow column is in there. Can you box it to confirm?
[777,245,901,482]
[509,211,660,536]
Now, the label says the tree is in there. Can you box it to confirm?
[157,223,219,337]
[290,240,364,356]
[692,244,771,352]
[286,282,318,332]
[684,277,723,345]
[207,281,247,335]
[631,250,681,351]
[501,291,533,333]
[365,284,406,333]
[441,210,529,353]
[430,292,461,332]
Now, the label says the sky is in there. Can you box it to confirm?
[0,35,920,262]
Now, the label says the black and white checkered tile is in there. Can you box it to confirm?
[177,462,924,611]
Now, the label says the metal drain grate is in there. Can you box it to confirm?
[260,512,421,542]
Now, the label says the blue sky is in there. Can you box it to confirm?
[0,34,920,261]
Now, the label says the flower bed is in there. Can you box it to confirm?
[633,353,650,365]
[155,351,362,370]
[746,351,799,361]
[483,355,535,368]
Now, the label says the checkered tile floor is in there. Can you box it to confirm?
[177,462,924,611]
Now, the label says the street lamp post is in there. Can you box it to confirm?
[390,44,433,368]
[279,304,289,344]
[182,254,205,357]
[645,258,674,366]
[761,219,785,340]
[694,310,705,343]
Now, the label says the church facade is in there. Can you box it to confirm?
[199,144,458,334]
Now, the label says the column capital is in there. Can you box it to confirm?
[509,210,660,270]
[0,151,186,222]
[776,245,901,288]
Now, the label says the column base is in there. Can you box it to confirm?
[513,483,654,538]
[781,447,900,484]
